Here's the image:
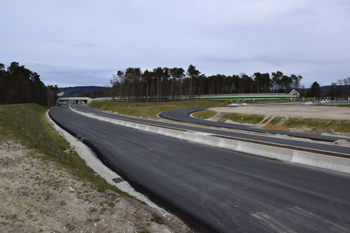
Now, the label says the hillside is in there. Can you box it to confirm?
[0,103,190,233]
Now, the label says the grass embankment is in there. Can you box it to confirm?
[193,107,350,133]
[224,113,265,124]
[89,100,225,119]
[193,110,266,124]
[265,104,350,133]
[192,109,217,119]
[282,118,350,133]
[0,103,130,196]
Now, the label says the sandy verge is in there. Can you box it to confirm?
[0,141,192,233]
[0,117,192,233]
[209,105,350,120]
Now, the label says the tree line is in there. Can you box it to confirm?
[303,79,350,100]
[0,62,58,105]
[93,65,304,102]
[324,78,350,99]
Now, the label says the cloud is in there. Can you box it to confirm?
[1,0,349,87]
[13,61,114,87]
[42,38,96,47]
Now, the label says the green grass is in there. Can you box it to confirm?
[260,117,271,125]
[251,99,297,104]
[269,117,284,125]
[192,109,217,119]
[0,103,132,198]
[0,123,18,143]
[89,100,225,119]
[223,113,265,124]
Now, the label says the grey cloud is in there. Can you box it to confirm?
[43,38,96,47]
[23,61,113,87]
[74,42,96,47]
[43,38,70,44]
[1,0,349,87]
[199,54,345,67]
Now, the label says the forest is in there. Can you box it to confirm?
[80,65,346,101]
[91,65,305,102]
[2,62,348,104]
[0,62,58,105]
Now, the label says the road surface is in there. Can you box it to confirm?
[49,105,350,232]
[73,104,350,156]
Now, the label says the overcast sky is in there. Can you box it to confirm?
[1,0,349,88]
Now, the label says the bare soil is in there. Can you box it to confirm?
[302,127,335,135]
[0,140,192,233]
[209,105,350,137]
[210,105,350,120]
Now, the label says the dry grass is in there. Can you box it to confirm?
[223,113,265,124]
[0,103,129,196]
[192,109,217,119]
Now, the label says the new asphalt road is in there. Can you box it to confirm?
[50,105,350,232]
[159,106,350,143]
[73,104,350,156]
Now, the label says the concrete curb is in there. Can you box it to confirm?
[70,106,350,174]
[45,110,173,217]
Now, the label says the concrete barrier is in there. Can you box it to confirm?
[291,151,350,174]
[126,122,137,129]
[236,141,294,162]
[145,125,160,134]
[182,131,199,142]
[114,119,122,125]
[70,106,350,174]
[135,124,147,131]
[120,121,128,127]
[192,134,222,148]
[163,128,184,139]
[217,138,239,151]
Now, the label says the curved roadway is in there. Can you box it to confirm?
[49,105,350,232]
[160,106,350,143]
[73,104,350,156]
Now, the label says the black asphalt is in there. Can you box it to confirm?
[73,104,350,156]
[50,105,350,233]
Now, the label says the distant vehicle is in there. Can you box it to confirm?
[320,99,329,104]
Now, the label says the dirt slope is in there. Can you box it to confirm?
[0,140,192,233]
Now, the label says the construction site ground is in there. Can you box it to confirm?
[0,139,192,233]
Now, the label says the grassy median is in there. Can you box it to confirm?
[89,100,225,119]
[192,109,217,119]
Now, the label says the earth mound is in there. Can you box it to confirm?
[333,140,350,146]
[262,124,290,131]
[303,127,335,135]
